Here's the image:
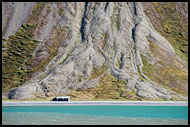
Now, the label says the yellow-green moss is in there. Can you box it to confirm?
[59,8,64,16]
[117,59,122,69]
[101,33,108,49]
[32,27,66,73]
[145,2,188,63]
[89,65,108,80]
[27,2,48,23]
[39,73,47,80]
[2,24,39,92]
[2,25,66,92]
[111,4,120,32]
[140,53,155,75]
[141,37,188,96]
[65,72,143,101]
[61,43,76,64]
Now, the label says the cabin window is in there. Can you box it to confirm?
[63,98,69,101]
[57,98,69,101]
[52,97,70,101]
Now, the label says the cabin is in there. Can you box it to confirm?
[52,96,70,102]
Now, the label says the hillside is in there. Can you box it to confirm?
[2,2,188,101]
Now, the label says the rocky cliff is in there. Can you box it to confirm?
[2,2,188,101]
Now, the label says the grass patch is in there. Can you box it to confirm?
[141,37,188,96]
[2,24,40,92]
[101,33,108,49]
[31,27,67,73]
[145,2,188,63]
[66,72,143,101]
[59,8,64,16]
[87,73,137,100]
[140,53,155,75]
[89,65,108,80]
[39,73,47,80]
[111,4,120,32]
[27,2,48,24]
[61,43,76,64]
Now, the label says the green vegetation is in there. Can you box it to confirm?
[66,72,152,101]
[140,53,155,75]
[133,44,137,53]
[67,65,136,100]
[92,5,96,14]
[111,4,120,32]
[88,73,127,100]
[65,62,150,101]
[61,43,76,64]
[116,53,124,69]
[146,2,188,63]
[139,76,148,82]
[77,75,83,82]
[32,27,66,73]
[115,10,120,31]
[46,6,51,15]
[2,39,8,49]
[89,65,108,80]
[101,33,108,49]
[2,23,66,92]
[141,37,188,96]
[2,24,40,92]
[39,73,47,80]
[59,8,64,16]
[27,2,48,23]
[2,96,55,102]
[117,59,122,69]
[126,56,131,59]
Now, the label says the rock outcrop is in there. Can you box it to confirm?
[2,2,188,100]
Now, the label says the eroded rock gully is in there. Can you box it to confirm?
[2,2,188,101]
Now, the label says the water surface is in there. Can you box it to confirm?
[2,105,188,125]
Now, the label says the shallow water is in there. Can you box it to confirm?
[2,105,188,125]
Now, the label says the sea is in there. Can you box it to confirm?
[2,105,188,125]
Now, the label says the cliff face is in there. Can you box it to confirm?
[2,2,188,101]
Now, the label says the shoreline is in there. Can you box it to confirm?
[2,101,188,106]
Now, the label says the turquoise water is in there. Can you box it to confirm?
[2,105,188,125]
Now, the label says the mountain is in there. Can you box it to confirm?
[2,2,188,101]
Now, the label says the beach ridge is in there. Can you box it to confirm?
[2,101,188,106]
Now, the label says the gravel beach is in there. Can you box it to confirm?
[2,101,188,106]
